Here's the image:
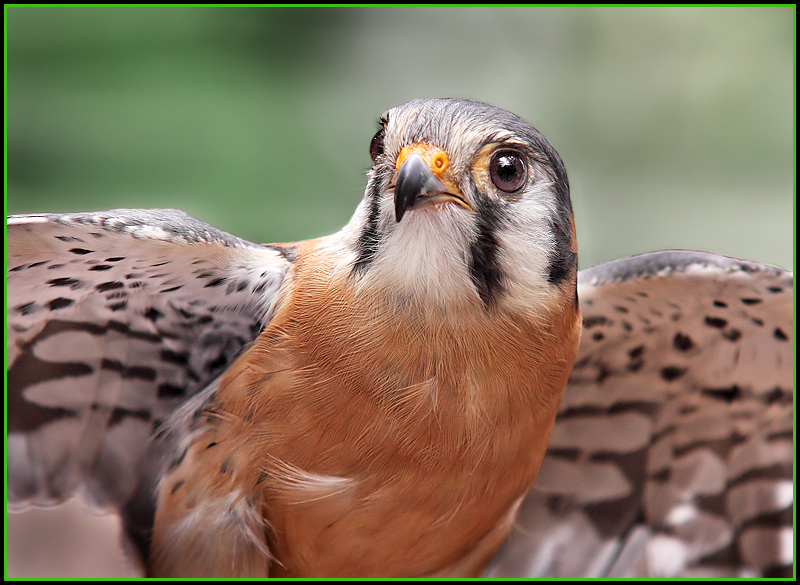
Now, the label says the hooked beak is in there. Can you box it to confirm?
[393,151,470,222]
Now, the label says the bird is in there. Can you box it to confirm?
[6,98,793,578]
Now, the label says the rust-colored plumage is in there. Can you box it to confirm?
[152,239,581,577]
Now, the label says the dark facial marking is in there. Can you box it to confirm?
[469,194,505,307]
[353,166,391,274]
[546,213,577,285]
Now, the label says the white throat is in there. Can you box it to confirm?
[343,202,480,310]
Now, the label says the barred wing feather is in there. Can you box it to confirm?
[486,251,793,578]
[6,209,290,517]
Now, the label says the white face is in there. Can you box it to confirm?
[340,99,577,317]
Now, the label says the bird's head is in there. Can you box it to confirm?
[342,99,577,317]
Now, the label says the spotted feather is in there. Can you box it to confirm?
[7,209,290,526]
[486,251,793,578]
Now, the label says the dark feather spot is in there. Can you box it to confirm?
[767,286,783,293]
[108,301,128,311]
[661,366,686,381]
[702,385,741,402]
[613,305,629,314]
[160,285,183,293]
[713,300,728,308]
[161,349,189,365]
[204,277,225,288]
[205,353,228,373]
[14,302,38,315]
[763,387,790,405]
[592,332,605,341]
[96,281,125,292]
[47,297,74,311]
[704,316,727,328]
[69,248,93,255]
[751,317,764,326]
[628,345,645,359]
[673,332,694,351]
[722,328,742,342]
[583,315,610,329]
[89,264,112,271]
[206,442,218,449]
[47,277,82,288]
[740,297,762,305]
[105,257,125,262]
[170,480,185,495]
[157,383,185,398]
[773,327,788,341]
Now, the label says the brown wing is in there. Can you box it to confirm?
[487,251,793,578]
[7,209,291,562]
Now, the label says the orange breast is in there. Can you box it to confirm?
[152,248,582,577]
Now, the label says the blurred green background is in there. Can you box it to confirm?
[6,6,794,271]
[4,6,796,577]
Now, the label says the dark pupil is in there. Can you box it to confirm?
[491,152,525,192]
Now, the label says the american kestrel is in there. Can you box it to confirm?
[6,99,793,577]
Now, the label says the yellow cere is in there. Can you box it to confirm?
[396,143,449,175]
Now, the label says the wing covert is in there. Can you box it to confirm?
[7,209,291,513]
[487,250,793,578]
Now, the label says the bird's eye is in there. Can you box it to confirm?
[369,116,388,164]
[489,150,527,193]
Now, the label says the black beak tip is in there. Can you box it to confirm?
[393,153,442,224]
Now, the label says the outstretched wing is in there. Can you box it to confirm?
[486,251,793,578]
[7,209,291,520]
